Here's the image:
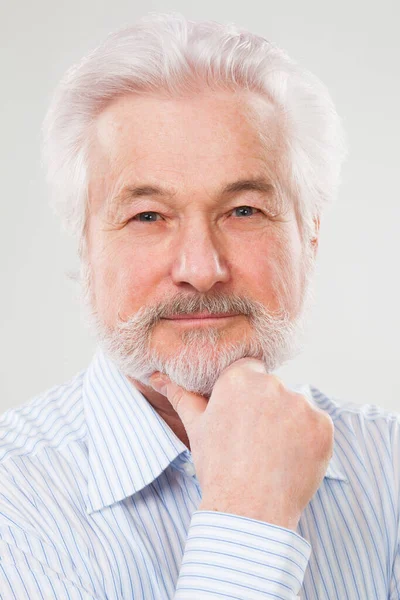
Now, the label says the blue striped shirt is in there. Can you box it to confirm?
[0,347,399,599]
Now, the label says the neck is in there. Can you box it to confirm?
[127,376,191,451]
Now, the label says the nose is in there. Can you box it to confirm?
[170,217,230,292]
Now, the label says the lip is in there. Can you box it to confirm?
[165,312,240,320]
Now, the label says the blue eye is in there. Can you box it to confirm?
[131,206,261,224]
[133,212,161,222]
[233,206,260,217]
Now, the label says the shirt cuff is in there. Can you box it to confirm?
[174,510,311,599]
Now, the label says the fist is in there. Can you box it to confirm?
[150,357,334,531]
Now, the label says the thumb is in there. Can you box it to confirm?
[149,373,207,434]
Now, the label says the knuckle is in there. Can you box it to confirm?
[216,367,241,389]
[266,374,285,391]
[218,358,266,387]
[321,412,335,441]
[290,395,334,456]
[223,358,266,376]
[292,392,314,411]
[310,411,335,456]
[217,364,287,395]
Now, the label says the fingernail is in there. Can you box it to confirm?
[150,373,169,395]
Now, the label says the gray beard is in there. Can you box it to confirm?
[79,263,316,398]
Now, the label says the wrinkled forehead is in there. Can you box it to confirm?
[87,89,285,214]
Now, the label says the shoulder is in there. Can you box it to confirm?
[0,368,90,549]
[308,383,400,480]
[308,382,399,432]
[0,370,100,598]
[0,368,87,465]
[308,383,399,422]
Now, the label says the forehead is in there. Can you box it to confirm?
[88,90,281,210]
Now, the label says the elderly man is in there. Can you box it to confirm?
[0,12,399,600]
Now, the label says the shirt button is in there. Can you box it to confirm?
[182,461,196,477]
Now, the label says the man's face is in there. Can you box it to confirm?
[85,89,317,397]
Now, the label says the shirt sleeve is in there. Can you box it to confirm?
[174,510,311,600]
[0,526,100,600]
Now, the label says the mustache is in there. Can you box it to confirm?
[116,291,288,329]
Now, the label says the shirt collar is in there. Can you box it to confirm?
[84,347,188,514]
[84,348,348,514]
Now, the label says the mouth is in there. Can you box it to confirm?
[164,312,240,320]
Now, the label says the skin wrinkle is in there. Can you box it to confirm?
[82,89,319,449]
[106,177,279,222]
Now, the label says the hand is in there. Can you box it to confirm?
[149,358,334,531]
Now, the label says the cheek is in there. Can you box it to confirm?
[271,231,304,306]
[96,242,164,322]
[238,227,303,307]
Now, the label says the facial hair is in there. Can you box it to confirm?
[78,251,316,398]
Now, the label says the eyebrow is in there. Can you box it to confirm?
[107,176,276,216]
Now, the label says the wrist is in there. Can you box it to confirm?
[198,502,300,532]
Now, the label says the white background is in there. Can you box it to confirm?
[1,0,399,414]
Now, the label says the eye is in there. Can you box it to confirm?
[232,206,261,218]
[131,211,162,223]
[130,206,262,224]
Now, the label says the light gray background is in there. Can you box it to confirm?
[1,0,399,415]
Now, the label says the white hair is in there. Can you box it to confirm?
[41,11,348,261]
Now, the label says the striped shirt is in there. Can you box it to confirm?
[0,347,399,599]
